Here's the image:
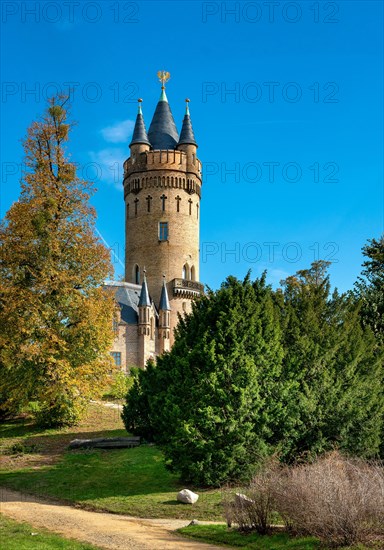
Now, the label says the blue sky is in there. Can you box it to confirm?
[1,0,383,292]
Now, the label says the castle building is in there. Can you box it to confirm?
[106,73,204,370]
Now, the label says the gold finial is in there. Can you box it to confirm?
[185,98,190,103]
[157,70,171,89]
[138,98,143,102]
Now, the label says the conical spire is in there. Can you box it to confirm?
[138,269,151,307]
[130,99,150,147]
[159,275,171,311]
[178,99,197,146]
[148,72,179,150]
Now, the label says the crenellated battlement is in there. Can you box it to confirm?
[124,171,201,199]
[124,150,202,178]
[123,148,202,199]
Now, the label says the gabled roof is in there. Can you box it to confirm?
[148,89,179,150]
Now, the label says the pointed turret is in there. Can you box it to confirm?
[177,99,198,170]
[148,76,179,150]
[138,270,151,307]
[130,99,150,147]
[178,99,197,147]
[159,276,171,311]
[138,269,153,365]
[158,275,171,355]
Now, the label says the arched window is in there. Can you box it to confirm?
[191,266,195,281]
[182,264,190,280]
[134,264,140,285]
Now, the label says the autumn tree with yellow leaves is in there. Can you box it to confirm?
[0,96,116,426]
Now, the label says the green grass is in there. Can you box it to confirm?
[0,514,101,550]
[0,441,223,519]
[178,525,379,550]
[0,406,224,519]
[178,525,320,549]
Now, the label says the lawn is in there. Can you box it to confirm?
[178,525,379,550]
[0,404,223,520]
[0,514,101,550]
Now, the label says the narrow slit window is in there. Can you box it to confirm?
[160,194,167,211]
[134,264,140,285]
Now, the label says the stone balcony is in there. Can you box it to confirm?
[172,278,204,298]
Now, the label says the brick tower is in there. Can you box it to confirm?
[123,72,204,348]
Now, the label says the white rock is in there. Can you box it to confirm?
[235,492,254,505]
[177,489,199,504]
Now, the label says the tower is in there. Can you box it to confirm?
[123,72,204,347]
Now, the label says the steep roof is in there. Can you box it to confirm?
[178,102,197,146]
[130,101,150,146]
[138,274,151,307]
[159,278,171,311]
[104,282,140,324]
[148,89,179,150]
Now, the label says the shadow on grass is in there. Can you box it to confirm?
[0,420,45,439]
[0,445,182,501]
[161,499,184,506]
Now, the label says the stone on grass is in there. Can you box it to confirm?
[177,489,199,504]
[235,492,254,506]
[188,519,200,525]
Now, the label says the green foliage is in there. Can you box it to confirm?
[277,261,384,461]
[6,442,40,455]
[354,236,384,457]
[124,262,383,486]
[0,95,116,426]
[354,235,384,347]
[123,274,287,486]
[105,371,135,400]
[35,394,87,428]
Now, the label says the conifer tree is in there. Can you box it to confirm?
[355,235,384,347]
[123,274,286,486]
[278,261,383,460]
[0,96,115,426]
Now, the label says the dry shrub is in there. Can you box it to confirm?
[223,458,280,534]
[274,452,384,546]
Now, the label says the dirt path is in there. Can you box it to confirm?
[0,487,226,550]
